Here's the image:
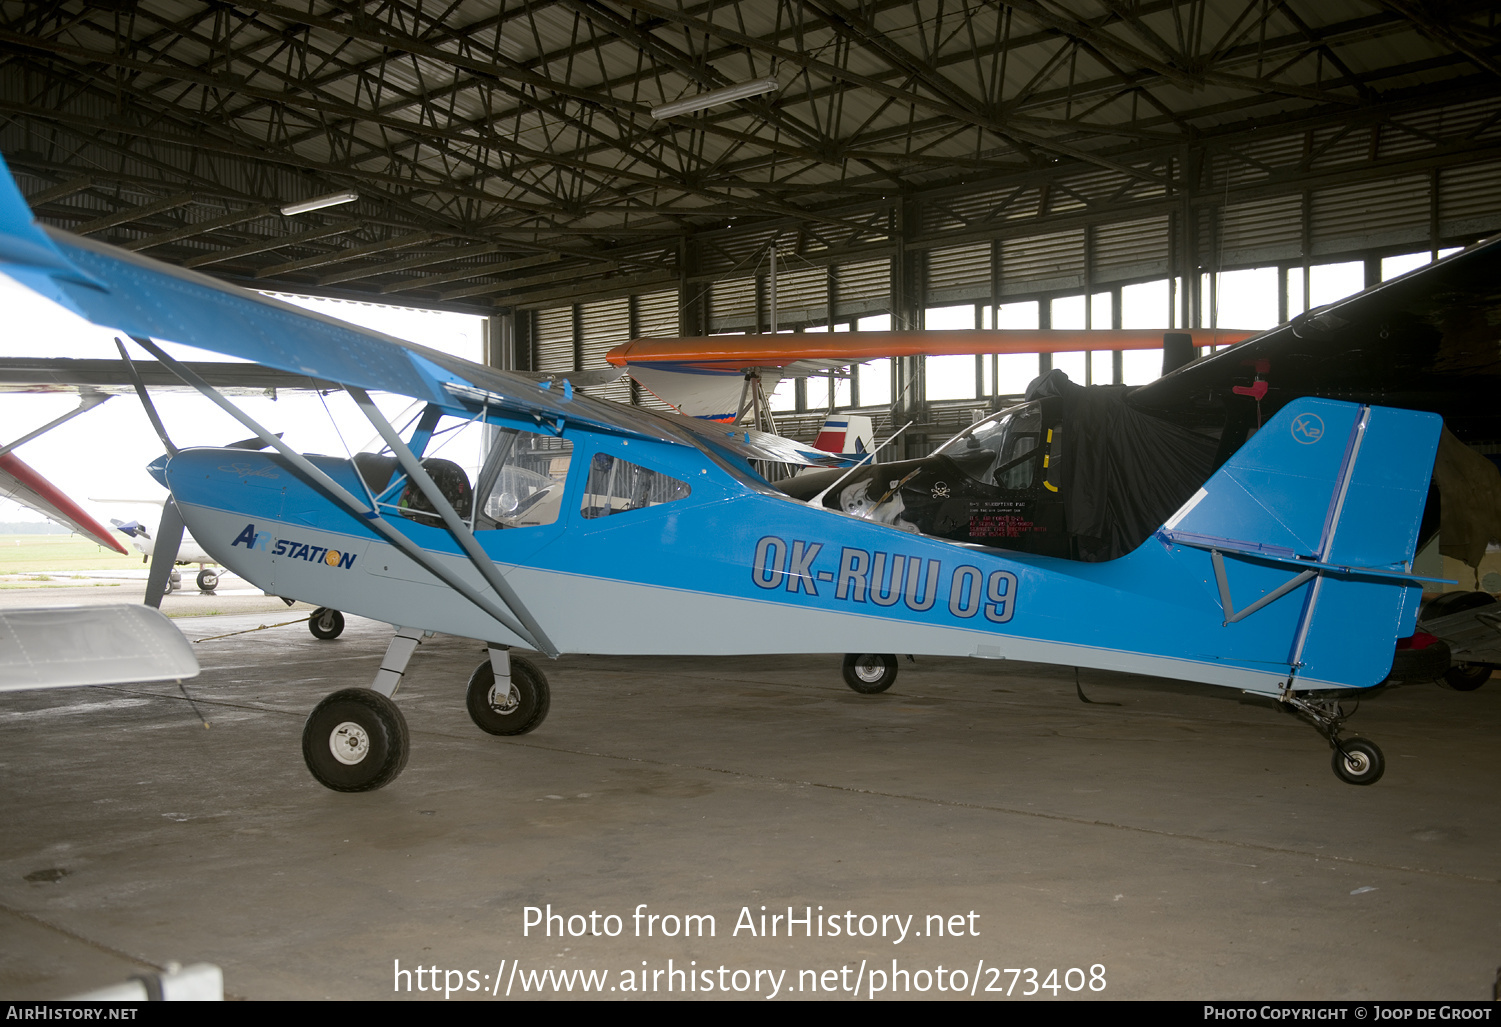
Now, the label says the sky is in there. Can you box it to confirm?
[0,274,486,528]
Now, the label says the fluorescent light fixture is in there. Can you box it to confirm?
[651,77,779,120]
[280,191,359,216]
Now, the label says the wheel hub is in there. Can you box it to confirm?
[329,721,370,765]
[488,683,521,715]
[853,656,886,683]
[1341,749,1370,775]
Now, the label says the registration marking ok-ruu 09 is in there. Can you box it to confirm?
[751,536,1017,623]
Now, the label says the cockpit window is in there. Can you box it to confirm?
[477,429,573,528]
[580,453,690,519]
[937,402,1044,488]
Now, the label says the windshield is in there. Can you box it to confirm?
[475,428,574,528]
[935,402,1043,488]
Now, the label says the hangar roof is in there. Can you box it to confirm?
[0,1,1497,310]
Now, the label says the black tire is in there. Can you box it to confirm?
[308,608,346,640]
[302,688,409,792]
[1331,737,1385,786]
[1442,662,1492,691]
[466,656,550,735]
[842,653,897,694]
[1383,639,1451,683]
[1421,590,1498,622]
[196,568,219,592]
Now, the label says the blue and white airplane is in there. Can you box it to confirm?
[0,156,1447,790]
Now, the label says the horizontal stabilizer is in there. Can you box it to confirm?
[0,604,198,691]
[1156,398,1441,689]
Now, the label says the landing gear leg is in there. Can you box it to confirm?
[1281,692,1385,786]
[301,626,426,791]
[368,626,426,698]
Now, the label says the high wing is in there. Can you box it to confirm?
[1127,236,1501,442]
[0,357,340,396]
[0,156,850,471]
[609,329,1257,418]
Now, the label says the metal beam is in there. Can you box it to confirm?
[71,192,198,236]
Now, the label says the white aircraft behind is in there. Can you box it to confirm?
[100,499,224,593]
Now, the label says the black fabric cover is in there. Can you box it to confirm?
[1026,369,1219,560]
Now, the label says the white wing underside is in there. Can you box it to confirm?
[0,604,198,691]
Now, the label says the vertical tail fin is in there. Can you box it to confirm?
[813,414,874,456]
[1156,398,1442,689]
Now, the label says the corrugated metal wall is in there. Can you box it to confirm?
[835,258,891,319]
[1441,162,1501,238]
[1094,216,1171,283]
[1311,176,1429,256]
[533,306,575,373]
[769,264,828,327]
[580,298,632,404]
[709,276,757,332]
[634,290,679,337]
[926,241,991,304]
[1000,230,1085,296]
[1218,196,1303,267]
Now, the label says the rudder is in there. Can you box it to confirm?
[1157,398,1441,689]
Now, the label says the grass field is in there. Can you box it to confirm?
[0,534,145,575]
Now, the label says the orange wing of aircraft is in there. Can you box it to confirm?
[606,330,1257,418]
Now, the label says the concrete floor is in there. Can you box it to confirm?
[1,588,1498,1001]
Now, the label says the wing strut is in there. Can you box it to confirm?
[128,338,557,657]
[117,339,178,456]
[346,387,557,658]
[0,390,111,458]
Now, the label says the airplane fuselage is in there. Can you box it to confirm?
[163,399,1436,697]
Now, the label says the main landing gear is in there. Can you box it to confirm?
[299,628,552,791]
[465,650,550,735]
[308,607,345,640]
[842,653,898,694]
[1281,692,1385,786]
[303,688,409,792]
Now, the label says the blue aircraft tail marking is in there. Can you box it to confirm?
[1149,398,1441,689]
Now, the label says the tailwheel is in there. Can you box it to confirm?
[308,607,346,640]
[466,655,549,735]
[1282,692,1387,786]
[842,653,897,694]
[1331,737,1385,786]
[302,688,409,792]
